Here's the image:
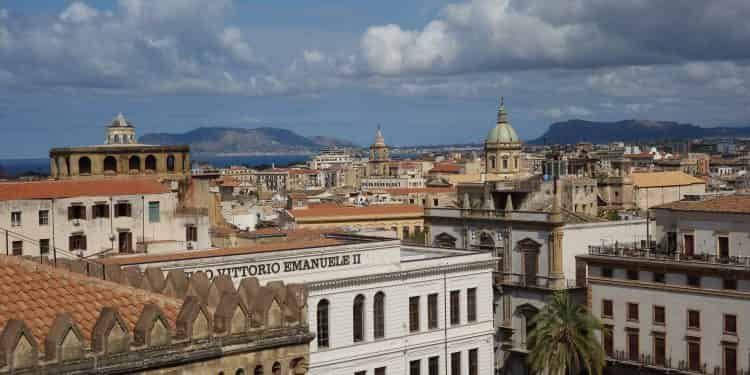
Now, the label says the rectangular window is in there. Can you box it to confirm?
[627,303,638,321]
[468,348,478,375]
[652,272,665,283]
[11,211,21,226]
[38,210,49,226]
[626,269,638,280]
[450,352,461,375]
[467,288,477,322]
[724,314,737,335]
[186,225,198,242]
[653,306,665,325]
[428,293,439,329]
[718,236,730,258]
[687,274,701,287]
[409,360,420,375]
[603,325,613,356]
[39,239,49,256]
[627,331,639,361]
[723,278,737,290]
[114,202,131,217]
[69,234,87,251]
[450,290,460,325]
[428,357,439,375]
[688,340,701,371]
[433,198,439,206]
[355,372,366,375]
[11,240,22,256]
[602,299,613,318]
[653,335,666,366]
[601,267,613,278]
[148,201,160,223]
[375,367,386,375]
[92,203,110,219]
[67,205,86,220]
[687,310,700,330]
[725,346,737,375]
[409,296,420,332]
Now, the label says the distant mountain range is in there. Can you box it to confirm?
[529,119,750,145]
[140,127,357,154]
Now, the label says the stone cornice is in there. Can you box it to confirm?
[307,259,496,291]
[589,276,750,300]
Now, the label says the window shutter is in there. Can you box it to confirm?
[126,204,131,217]
[82,206,87,220]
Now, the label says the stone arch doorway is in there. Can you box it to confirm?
[129,155,141,172]
[104,156,117,173]
[145,155,157,171]
[78,156,92,175]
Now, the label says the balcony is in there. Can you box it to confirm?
[608,350,745,375]
[425,208,553,223]
[496,272,583,289]
[587,243,750,269]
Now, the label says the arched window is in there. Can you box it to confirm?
[167,154,176,172]
[353,294,365,342]
[373,292,385,339]
[489,155,496,169]
[114,134,121,144]
[236,369,245,375]
[317,299,330,347]
[502,158,508,169]
[253,365,263,375]
[129,155,141,171]
[78,156,92,175]
[271,362,281,375]
[104,156,117,173]
[145,155,157,171]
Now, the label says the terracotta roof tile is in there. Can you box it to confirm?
[0,255,181,351]
[654,194,750,214]
[383,187,456,195]
[0,178,170,201]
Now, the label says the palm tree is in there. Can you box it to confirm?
[527,291,607,375]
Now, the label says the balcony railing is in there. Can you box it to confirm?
[588,243,750,269]
[425,208,552,222]
[608,350,746,375]
[497,272,583,289]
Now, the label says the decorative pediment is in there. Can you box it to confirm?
[44,313,85,362]
[91,307,131,355]
[134,304,172,347]
[0,319,38,370]
[517,238,542,252]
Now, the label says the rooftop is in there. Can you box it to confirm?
[653,194,750,215]
[0,178,170,201]
[631,171,705,188]
[289,204,423,220]
[0,255,180,347]
[383,187,456,195]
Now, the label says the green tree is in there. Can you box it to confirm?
[527,292,607,375]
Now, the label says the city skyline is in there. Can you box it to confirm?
[1,0,750,158]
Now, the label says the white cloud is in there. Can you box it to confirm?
[303,49,325,64]
[537,106,591,119]
[219,27,257,64]
[60,2,99,23]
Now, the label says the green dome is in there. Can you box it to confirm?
[486,99,520,143]
[486,122,519,143]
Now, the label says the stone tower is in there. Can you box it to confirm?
[484,98,522,179]
[106,113,137,145]
[368,125,390,176]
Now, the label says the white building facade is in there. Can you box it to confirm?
[0,179,210,258]
[104,235,496,375]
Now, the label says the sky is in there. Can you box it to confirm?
[1,0,750,158]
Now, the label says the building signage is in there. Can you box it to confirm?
[185,253,362,280]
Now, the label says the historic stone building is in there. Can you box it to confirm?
[484,98,523,180]
[49,113,190,181]
[0,254,311,374]
[366,126,390,178]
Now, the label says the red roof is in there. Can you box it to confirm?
[429,163,461,174]
[0,179,170,201]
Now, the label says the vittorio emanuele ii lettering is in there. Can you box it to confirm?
[185,253,362,279]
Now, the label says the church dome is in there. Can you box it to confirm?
[485,98,520,144]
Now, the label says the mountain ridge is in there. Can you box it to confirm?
[529,119,750,144]
[139,126,358,154]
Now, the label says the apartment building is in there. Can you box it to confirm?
[578,194,750,374]
[0,179,210,257]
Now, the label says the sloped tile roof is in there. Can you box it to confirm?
[631,171,705,188]
[0,179,169,201]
